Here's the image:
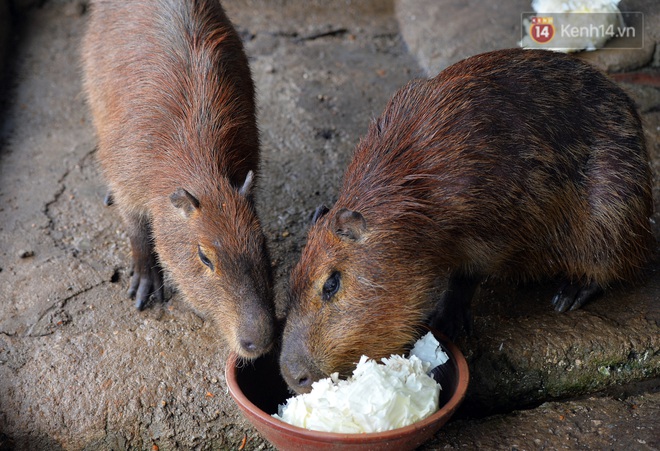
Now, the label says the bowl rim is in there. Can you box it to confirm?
[225,334,469,443]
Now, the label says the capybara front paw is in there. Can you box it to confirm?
[128,263,164,310]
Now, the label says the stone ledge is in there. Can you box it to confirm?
[395,0,660,75]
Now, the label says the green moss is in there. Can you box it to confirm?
[543,353,660,398]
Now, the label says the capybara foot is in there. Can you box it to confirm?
[128,256,164,311]
[551,279,603,312]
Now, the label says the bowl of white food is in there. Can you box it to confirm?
[225,329,469,450]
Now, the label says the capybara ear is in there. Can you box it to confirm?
[334,208,367,241]
[238,170,254,197]
[170,188,200,218]
[311,205,329,225]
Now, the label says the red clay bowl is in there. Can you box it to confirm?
[225,331,469,451]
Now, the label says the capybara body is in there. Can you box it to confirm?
[280,48,654,392]
[82,0,275,358]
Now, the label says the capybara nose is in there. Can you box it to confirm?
[280,348,326,394]
[237,329,273,358]
[235,302,276,358]
[296,373,312,388]
[292,370,314,392]
[239,339,258,354]
[239,338,270,356]
[280,363,315,394]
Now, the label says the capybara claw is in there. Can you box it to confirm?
[135,296,147,311]
[103,191,114,206]
[552,280,604,313]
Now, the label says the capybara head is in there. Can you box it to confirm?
[280,206,434,393]
[155,171,275,359]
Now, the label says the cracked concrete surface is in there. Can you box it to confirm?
[0,0,658,449]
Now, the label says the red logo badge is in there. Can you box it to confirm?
[529,16,555,44]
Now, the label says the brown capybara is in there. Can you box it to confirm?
[280,48,654,392]
[82,0,276,358]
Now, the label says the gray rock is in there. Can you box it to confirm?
[396,0,660,75]
[395,0,530,75]
[578,0,660,72]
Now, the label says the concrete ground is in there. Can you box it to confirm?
[0,0,658,449]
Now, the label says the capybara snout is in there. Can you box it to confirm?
[161,176,276,358]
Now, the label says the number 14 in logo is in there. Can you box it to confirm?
[530,16,555,44]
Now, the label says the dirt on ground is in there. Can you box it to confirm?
[0,0,658,450]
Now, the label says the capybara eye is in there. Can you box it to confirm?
[322,271,341,301]
[197,245,214,271]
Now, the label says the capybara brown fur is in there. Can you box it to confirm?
[82,0,276,358]
[280,48,654,392]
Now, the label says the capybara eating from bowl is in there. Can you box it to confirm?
[82,0,276,358]
[280,48,654,392]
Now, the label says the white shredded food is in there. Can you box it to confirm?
[531,0,621,14]
[273,332,449,433]
[410,331,449,369]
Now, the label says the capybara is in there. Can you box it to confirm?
[82,0,275,358]
[280,48,654,392]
